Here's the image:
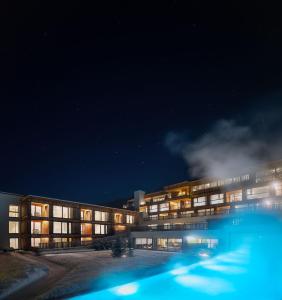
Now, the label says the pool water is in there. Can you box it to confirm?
[70,245,282,300]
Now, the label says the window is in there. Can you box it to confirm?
[95,211,109,221]
[53,206,63,218]
[53,222,68,234]
[210,194,224,205]
[139,206,147,213]
[81,223,92,235]
[168,238,182,251]
[31,221,41,234]
[181,210,194,217]
[9,205,19,218]
[126,215,134,224]
[198,208,214,216]
[149,205,158,213]
[193,196,206,207]
[69,223,72,234]
[31,204,42,217]
[94,224,107,234]
[9,221,19,233]
[135,238,152,249]
[226,190,242,202]
[159,203,169,211]
[10,238,19,249]
[81,209,92,221]
[63,207,72,219]
[114,213,123,223]
[31,237,49,248]
[170,201,180,210]
[247,186,269,199]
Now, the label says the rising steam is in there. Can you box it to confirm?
[165,119,269,179]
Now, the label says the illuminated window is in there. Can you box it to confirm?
[114,213,123,223]
[159,203,169,211]
[94,224,107,234]
[53,221,68,234]
[95,211,109,221]
[81,209,92,221]
[53,206,63,218]
[149,205,158,213]
[81,223,92,235]
[63,207,72,218]
[126,215,134,224]
[9,205,19,218]
[31,221,41,234]
[135,238,152,249]
[247,186,269,199]
[226,190,242,202]
[9,221,19,233]
[31,237,49,248]
[193,196,206,207]
[10,238,19,249]
[210,194,224,205]
[170,201,180,210]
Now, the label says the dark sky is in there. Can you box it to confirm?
[1,1,282,204]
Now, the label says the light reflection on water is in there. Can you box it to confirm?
[70,212,282,300]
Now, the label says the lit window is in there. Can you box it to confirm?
[81,223,92,235]
[95,211,109,221]
[94,224,107,234]
[53,221,68,234]
[53,206,63,218]
[149,205,158,213]
[210,194,224,205]
[31,221,41,234]
[126,215,134,224]
[9,205,19,218]
[9,221,19,233]
[10,238,19,249]
[193,197,206,207]
[81,209,92,221]
[63,207,72,219]
[247,186,269,199]
[159,203,169,211]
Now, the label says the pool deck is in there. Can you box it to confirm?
[6,250,177,300]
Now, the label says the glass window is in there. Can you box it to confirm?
[94,224,107,234]
[53,221,61,233]
[159,203,169,211]
[95,211,109,221]
[247,186,269,199]
[31,221,41,234]
[9,221,19,233]
[227,190,242,202]
[210,194,224,205]
[53,206,62,218]
[63,207,72,219]
[135,238,152,249]
[9,205,19,218]
[69,223,72,234]
[168,238,182,251]
[10,238,19,249]
[53,221,68,234]
[31,204,42,217]
[81,209,92,221]
[126,215,134,224]
[149,205,158,213]
[193,196,206,207]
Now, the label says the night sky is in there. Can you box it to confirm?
[1,2,282,205]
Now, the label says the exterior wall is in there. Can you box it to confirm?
[0,193,138,250]
[0,192,22,249]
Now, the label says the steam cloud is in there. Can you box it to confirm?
[165,120,270,179]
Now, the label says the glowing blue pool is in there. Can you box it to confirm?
[70,246,282,300]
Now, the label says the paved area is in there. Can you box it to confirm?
[2,250,176,300]
[39,250,176,299]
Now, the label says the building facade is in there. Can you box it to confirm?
[127,161,282,251]
[0,193,137,250]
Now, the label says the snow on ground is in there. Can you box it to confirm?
[0,252,47,299]
[39,250,176,299]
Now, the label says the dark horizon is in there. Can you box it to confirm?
[1,2,282,204]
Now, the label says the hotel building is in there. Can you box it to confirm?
[0,193,137,250]
[126,161,282,251]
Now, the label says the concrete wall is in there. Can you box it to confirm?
[0,192,22,249]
